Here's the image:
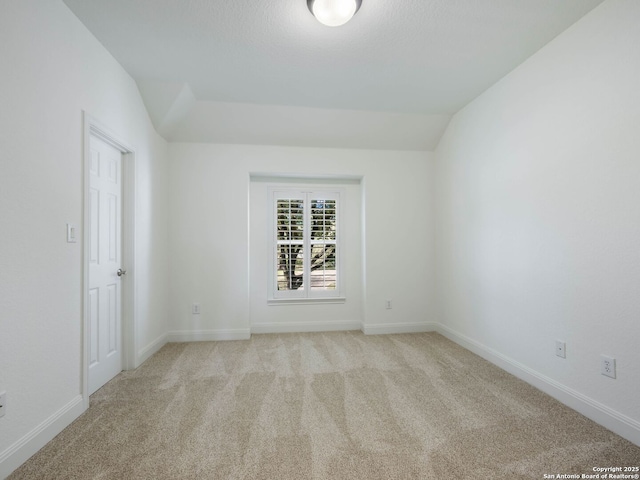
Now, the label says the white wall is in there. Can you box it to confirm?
[168,143,436,338]
[0,1,169,475]
[434,0,640,442]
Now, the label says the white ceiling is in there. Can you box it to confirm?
[63,0,603,150]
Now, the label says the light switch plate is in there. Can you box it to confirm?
[67,223,77,243]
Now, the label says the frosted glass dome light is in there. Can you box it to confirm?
[307,0,362,27]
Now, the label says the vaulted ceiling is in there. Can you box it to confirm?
[63,0,603,150]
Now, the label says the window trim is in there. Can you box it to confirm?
[268,186,345,304]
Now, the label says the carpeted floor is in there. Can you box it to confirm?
[9,332,640,479]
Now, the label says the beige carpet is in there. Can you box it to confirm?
[9,332,640,479]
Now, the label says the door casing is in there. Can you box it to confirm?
[82,112,136,408]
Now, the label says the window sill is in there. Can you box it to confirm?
[268,297,346,306]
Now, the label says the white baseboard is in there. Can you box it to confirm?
[251,320,361,334]
[362,322,438,335]
[0,395,85,479]
[137,333,167,367]
[166,329,251,342]
[435,323,640,447]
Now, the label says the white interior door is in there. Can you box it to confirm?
[88,134,124,395]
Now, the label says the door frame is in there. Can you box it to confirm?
[82,112,137,408]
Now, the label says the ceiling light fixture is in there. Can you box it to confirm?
[307,0,362,27]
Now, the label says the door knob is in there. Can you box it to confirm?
[117,268,127,277]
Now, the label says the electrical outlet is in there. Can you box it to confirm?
[385,300,392,309]
[0,391,6,418]
[601,355,616,379]
[555,341,566,358]
[192,303,201,315]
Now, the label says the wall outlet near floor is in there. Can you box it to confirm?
[192,303,201,315]
[555,341,566,358]
[0,391,6,418]
[385,300,392,309]
[601,355,616,379]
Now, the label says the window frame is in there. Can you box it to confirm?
[268,186,345,304]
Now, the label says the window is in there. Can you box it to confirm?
[269,187,343,302]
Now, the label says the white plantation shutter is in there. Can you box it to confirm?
[309,198,337,292]
[270,188,342,300]
[276,197,305,296]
